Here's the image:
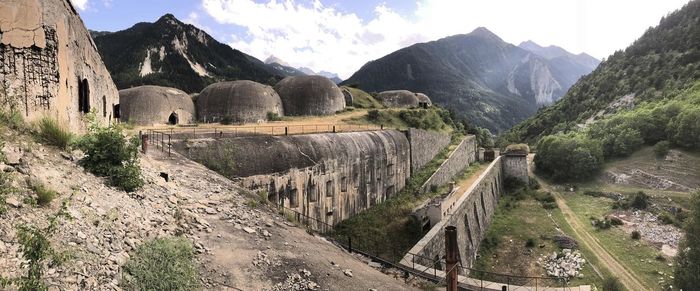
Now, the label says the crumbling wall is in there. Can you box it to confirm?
[406,156,503,270]
[406,128,451,174]
[419,136,477,193]
[180,130,411,226]
[0,0,118,131]
[503,154,529,183]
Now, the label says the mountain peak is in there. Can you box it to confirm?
[469,27,499,38]
[156,13,182,25]
[519,40,543,50]
[265,55,290,67]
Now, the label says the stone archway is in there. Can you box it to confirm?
[168,112,179,125]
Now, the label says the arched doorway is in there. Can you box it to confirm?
[168,112,179,125]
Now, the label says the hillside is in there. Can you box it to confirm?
[92,14,280,93]
[342,28,598,132]
[502,0,700,145]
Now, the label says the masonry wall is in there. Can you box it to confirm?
[419,136,477,193]
[0,0,119,131]
[406,128,451,174]
[180,130,411,226]
[407,156,504,270]
[503,154,529,183]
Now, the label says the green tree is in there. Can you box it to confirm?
[668,107,700,148]
[534,134,603,182]
[675,191,700,289]
[653,140,670,158]
[475,127,494,148]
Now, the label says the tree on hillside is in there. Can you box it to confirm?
[534,134,603,182]
[674,191,700,289]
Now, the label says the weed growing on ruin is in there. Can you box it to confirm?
[121,237,200,291]
[266,111,282,121]
[0,196,72,291]
[29,180,57,207]
[74,112,143,192]
[37,117,73,150]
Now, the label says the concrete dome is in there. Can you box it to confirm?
[119,85,195,125]
[376,90,420,108]
[196,80,283,124]
[415,93,432,105]
[273,75,345,116]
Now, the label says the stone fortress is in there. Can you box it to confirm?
[0,0,118,131]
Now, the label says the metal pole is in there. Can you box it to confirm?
[445,226,458,291]
[348,236,352,253]
[168,134,171,157]
[141,132,148,154]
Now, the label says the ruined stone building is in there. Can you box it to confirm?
[274,75,345,116]
[118,85,194,125]
[0,0,118,131]
[196,80,283,124]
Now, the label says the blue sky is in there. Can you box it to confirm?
[73,0,692,79]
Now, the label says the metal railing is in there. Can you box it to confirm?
[277,205,579,290]
[144,129,173,157]
[146,123,384,140]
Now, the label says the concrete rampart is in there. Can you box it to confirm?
[405,156,503,269]
[405,128,451,174]
[419,136,477,193]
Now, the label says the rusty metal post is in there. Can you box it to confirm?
[285,126,288,136]
[333,125,336,133]
[141,132,148,154]
[445,225,458,291]
[348,236,352,253]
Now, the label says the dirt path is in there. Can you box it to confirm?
[528,154,650,291]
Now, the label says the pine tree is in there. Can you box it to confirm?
[675,191,700,289]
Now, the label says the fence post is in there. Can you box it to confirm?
[333,125,336,133]
[141,131,148,154]
[285,127,288,136]
[445,226,458,291]
[168,134,171,157]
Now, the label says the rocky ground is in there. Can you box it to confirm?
[610,210,682,257]
[0,130,420,290]
[537,249,585,279]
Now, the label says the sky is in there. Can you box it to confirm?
[73,0,692,79]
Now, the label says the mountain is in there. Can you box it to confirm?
[92,14,280,93]
[263,55,307,77]
[317,71,343,84]
[89,30,112,39]
[519,40,600,70]
[503,0,700,144]
[342,27,598,132]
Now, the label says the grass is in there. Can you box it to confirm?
[122,237,200,291]
[332,136,480,260]
[343,108,453,134]
[340,86,384,109]
[472,192,602,287]
[38,117,73,149]
[29,180,57,207]
[563,191,675,289]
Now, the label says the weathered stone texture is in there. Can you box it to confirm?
[408,157,504,270]
[406,128,451,174]
[274,75,345,116]
[419,136,477,193]
[197,80,283,124]
[119,85,194,125]
[376,90,419,108]
[0,0,118,131]
[181,130,411,226]
[503,154,529,183]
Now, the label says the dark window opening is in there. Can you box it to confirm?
[102,96,107,117]
[309,184,318,202]
[168,112,179,125]
[326,180,333,197]
[289,189,298,207]
[78,78,90,113]
[113,104,121,119]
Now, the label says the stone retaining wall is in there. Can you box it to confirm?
[419,136,477,193]
[406,128,451,174]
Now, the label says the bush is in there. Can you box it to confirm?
[534,134,603,182]
[122,238,199,291]
[525,238,536,248]
[631,230,641,240]
[38,117,73,149]
[266,111,282,121]
[654,140,671,158]
[74,116,143,192]
[602,276,624,291]
[630,191,649,210]
[367,110,380,121]
[30,180,57,207]
[609,216,624,226]
[659,213,675,225]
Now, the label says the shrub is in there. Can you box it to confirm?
[542,202,558,209]
[631,230,641,240]
[122,238,200,291]
[38,117,73,149]
[266,111,282,121]
[528,178,540,190]
[525,238,536,248]
[533,191,556,203]
[630,191,649,210]
[30,180,57,207]
[74,115,143,192]
[367,110,380,121]
[654,140,670,158]
[602,276,624,291]
[609,217,624,226]
[534,134,603,182]
[659,213,675,225]
[0,110,25,131]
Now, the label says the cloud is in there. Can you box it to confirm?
[71,0,89,10]
[201,0,691,79]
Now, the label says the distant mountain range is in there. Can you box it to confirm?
[91,14,297,93]
[342,28,599,132]
[264,55,342,84]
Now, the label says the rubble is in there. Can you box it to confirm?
[538,249,586,279]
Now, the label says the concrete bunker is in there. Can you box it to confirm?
[376,90,420,108]
[415,93,432,108]
[118,85,195,125]
[273,75,345,116]
[0,0,119,131]
[196,80,283,124]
